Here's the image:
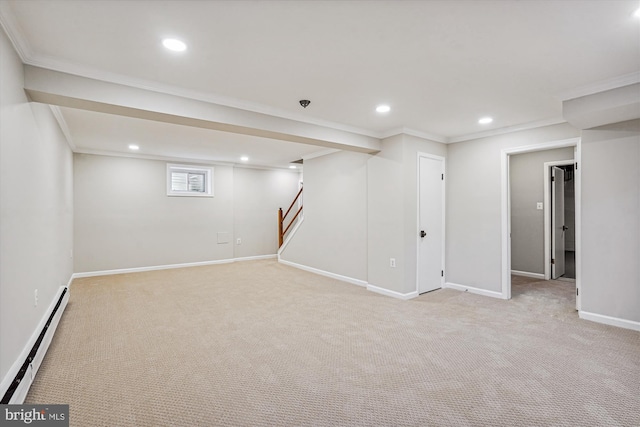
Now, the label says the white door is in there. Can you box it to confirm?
[551,166,565,279]
[418,155,444,294]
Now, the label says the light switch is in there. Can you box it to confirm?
[536,202,543,210]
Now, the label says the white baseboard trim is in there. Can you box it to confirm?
[511,270,545,279]
[366,284,418,300]
[0,285,69,404]
[234,254,277,262]
[72,255,277,279]
[444,282,505,299]
[579,311,640,332]
[278,259,368,287]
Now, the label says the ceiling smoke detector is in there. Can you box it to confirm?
[299,100,311,108]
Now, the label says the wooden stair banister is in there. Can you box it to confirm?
[278,187,303,247]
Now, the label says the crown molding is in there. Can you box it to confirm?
[448,117,567,144]
[73,148,300,172]
[379,127,448,144]
[0,1,32,61]
[556,71,640,101]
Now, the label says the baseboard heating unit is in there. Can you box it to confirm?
[1,286,69,404]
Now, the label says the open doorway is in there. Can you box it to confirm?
[501,137,581,310]
[546,163,575,281]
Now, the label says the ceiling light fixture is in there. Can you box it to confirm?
[289,165,297,169]
[128,144,140,150]
[162,38,187,52]
[376,105,391,113]
[240,156,249,162]
[478,117,493,124]
[299,100,311,108]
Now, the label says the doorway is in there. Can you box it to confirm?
[547,163,575,281]
[500,137,581,310]
[417,153,445,294]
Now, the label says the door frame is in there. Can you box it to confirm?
[416,152,446,294]
[543,160,575,280]
[500,137,581,309]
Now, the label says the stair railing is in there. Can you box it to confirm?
[278,187,303,247]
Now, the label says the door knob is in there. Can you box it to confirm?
[562,225,569,231]
[420,230,426,238]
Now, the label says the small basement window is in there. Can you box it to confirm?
[167,164,213,197]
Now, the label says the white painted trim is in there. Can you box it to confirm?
[501,137,582,300]
[511,270,545,279]
[234,254,278,262]
[574,143,582,311]
[74,148,302,173]
[277,217,304,256]
[380,127,447,144]
[500,148,511,300]
[66,273,74,290]
[278,259,368,287]
[579,311,640,332]
[75,148,236,167]
[443,282,505,299]
[0,3,32,62]
[166,163,214,197]
[543,159,575,281]
[556,71,640,101]
[0,285,69,404]
[367,284,418,300]
[416,152,446,295]
[449,117,567,144]
[72,255,276,279]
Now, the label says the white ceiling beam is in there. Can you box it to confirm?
[24,65,382,154]
[563,83,640,130]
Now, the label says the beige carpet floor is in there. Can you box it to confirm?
[26,260,640,426]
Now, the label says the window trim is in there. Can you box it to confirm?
[166,163,214,197]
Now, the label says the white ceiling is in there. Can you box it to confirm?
[1,0,639,167]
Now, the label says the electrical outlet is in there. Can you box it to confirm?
[536,202,543,210]
[34,289,38,307]
[390,258,396,268]
[236,238,242,245]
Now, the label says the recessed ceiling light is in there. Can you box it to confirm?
[162,38,187,52]
[478,117,493,124]
[128,144,139,150]
[240,156,249,162]
[376,105,391,113]
[289,165,297,169]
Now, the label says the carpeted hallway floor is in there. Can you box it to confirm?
[26,260,639,426]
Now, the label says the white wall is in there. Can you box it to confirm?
[0,27,74,384]
[581,119,640,322]
[282,134,446,294]
[367,135,405,291]
[233,167,302,258]
[367,134,447,294]
[510,147,574,274]
[279,150,369,281]
[74,154,300,272]
[446,123,580,292]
